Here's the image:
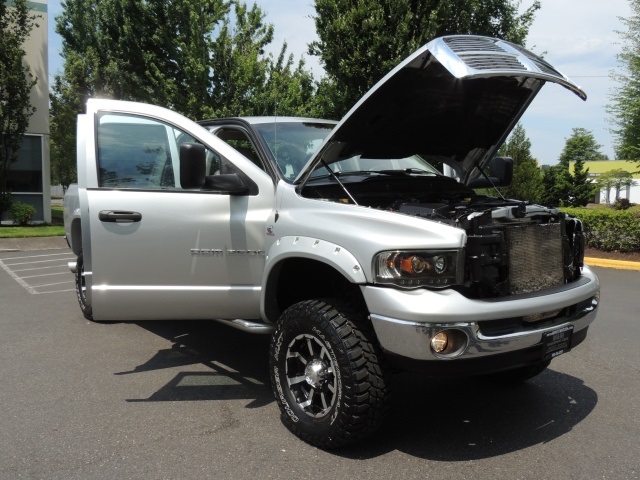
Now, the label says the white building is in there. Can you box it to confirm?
[3,0,50,223]
[572,160,640,205]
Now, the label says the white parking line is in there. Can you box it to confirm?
[0,251,76,295]
[0,259,38,294]
[3,258,75,266]
[35,280,75,288]
[1,252,74,261]
[21,271,70,279]
[12,264,72,272]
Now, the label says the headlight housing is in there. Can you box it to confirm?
[373,250,463,288]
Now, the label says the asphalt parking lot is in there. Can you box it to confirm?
[0,250,76,294]
[0,246,638,480]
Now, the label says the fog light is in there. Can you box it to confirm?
[431,332,449,353]
[429,328,469,358]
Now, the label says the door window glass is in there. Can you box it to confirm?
[97,113,221,189]
[214,128,263,170]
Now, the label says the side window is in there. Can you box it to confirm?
[214,128,264,171]
[96,113,221,189]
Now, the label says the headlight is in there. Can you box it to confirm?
[373,250,463,288]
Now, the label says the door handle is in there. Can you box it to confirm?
[98,210,142,223]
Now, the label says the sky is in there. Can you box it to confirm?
[46,0,633,165]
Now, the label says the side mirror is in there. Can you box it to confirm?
[203,173,250,195]
[180,143,206,189]
[468,156,513,188]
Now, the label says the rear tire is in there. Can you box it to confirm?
[75,253,93,320]
[269,298,389,449]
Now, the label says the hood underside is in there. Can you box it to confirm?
[296,35,586,185]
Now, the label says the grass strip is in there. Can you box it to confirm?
[0,226,65,238]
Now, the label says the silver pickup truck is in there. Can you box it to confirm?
[64,35,599,448]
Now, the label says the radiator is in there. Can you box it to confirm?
[506,223,565,295]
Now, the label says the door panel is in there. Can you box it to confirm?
[81,100,273,321]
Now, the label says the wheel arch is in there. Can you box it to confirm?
[70,217,83,256]
[262,237,369,323]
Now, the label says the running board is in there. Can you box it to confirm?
[213,318,274,334]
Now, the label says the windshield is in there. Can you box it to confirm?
[253,122,335,181]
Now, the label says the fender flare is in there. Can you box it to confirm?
[261,236,368,320]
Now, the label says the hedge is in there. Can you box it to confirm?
[561,207,640,253]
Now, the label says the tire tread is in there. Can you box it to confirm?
[270,298,390,448]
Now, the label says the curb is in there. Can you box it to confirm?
[0,236,68,253]
[584,257,640,271]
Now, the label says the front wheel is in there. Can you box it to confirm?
[269,299,389,449]
[75,253,93,320]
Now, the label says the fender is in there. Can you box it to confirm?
[260,236,367,320]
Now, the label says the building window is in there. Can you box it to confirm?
[6,135,43,193]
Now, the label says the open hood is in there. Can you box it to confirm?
[295,35,586,186]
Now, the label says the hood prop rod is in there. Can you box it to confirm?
[320,159,359,205]
[475,161,507,201]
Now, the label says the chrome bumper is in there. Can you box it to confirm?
[362,267,599,361]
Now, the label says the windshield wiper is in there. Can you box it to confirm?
[308,170,397,180]
[378,168,437,176]
[336,170,397,176]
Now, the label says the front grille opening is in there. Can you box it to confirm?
[463,213,584,299]
[506,223,564,295]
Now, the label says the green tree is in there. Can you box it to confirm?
[596,168,636,203]
[595,170,616,205]
[540,164,572,207]
[570,156,595,207]
[309,0,541,118]
[53,0,230,117]
[258,43,318,117]
[558,128,605,167]
[497,123,543,203]
[541,128,600,207]
[0,0,39,217]
[50,0,318,188]
[208,1,275,117]
[609,0,640,167]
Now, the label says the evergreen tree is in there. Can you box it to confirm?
[498,124,543,203]
[309,0,541,118]
[541,128,600,207]
[570,157,595,207]
[0,0,39,216]
[540,164,572,207]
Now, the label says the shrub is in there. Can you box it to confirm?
[9,202,37,225]
[612,198,632,210]
[562,207,640,253]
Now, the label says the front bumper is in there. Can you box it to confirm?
[362,266,599,368]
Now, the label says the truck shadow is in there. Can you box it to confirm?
[340,368,598,460]
[118,321,597,460]
[117,321,273,409]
